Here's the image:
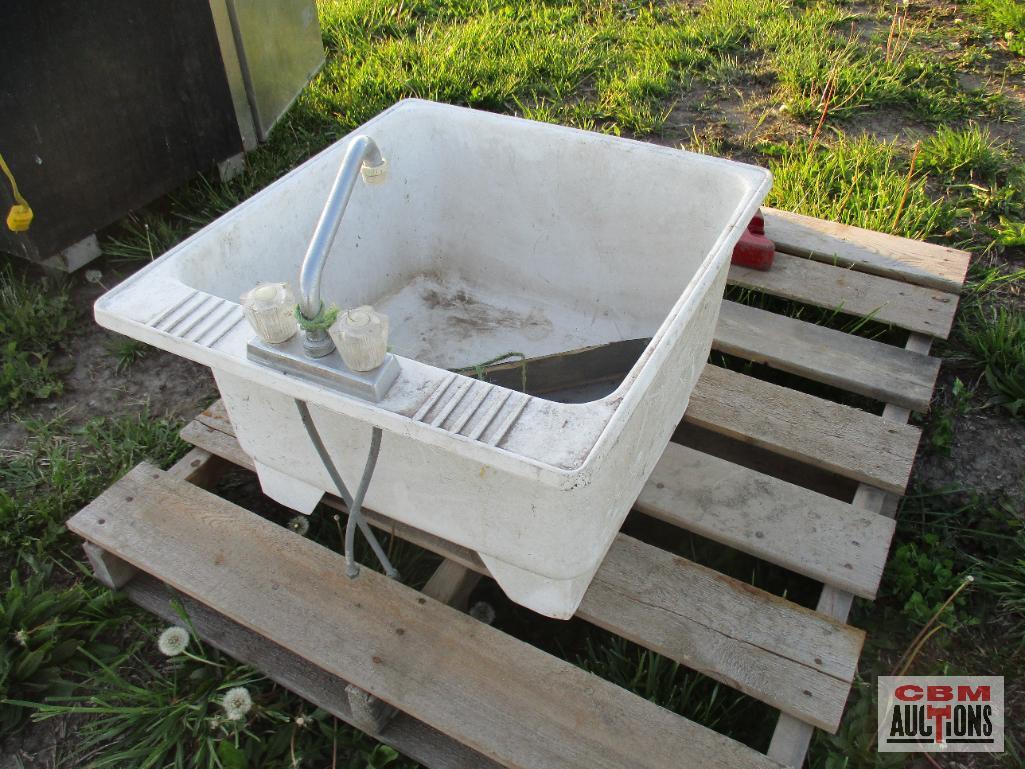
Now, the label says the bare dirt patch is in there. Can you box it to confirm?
[0,265,216,450]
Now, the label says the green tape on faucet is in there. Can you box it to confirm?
[294,304,339,332]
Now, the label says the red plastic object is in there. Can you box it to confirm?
[731,209,775,270]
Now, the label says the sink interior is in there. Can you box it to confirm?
[371,270,635,371]
[170,101,758,385]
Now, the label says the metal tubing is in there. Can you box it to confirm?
[298,135,384,322]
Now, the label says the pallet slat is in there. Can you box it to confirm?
[181,411,863,732]
[686,365,921,494]
[636,443,895,598]
[69,466,783,769]
[762,208,971,294]
[727,252,958,338]
[586,535,861,732]
[715,300,941,411]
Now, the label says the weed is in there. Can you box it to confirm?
[105,338,152,374]
[992,217,1025,248]
[977,529,1025,635]
[0,265,75,411]
[18,623,400,769]
[885,533,975,629]
[811,679,905,769]
[959,306,1025,415]
[971,0,1025,55]
[928,377,972,454]
[0,563,124,733]
[918,123,1013,182]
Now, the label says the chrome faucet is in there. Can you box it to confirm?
[298,135,387,357]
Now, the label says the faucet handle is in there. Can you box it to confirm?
[360,157,388,185]
[330,305,390,371]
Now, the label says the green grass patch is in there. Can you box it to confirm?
[20,617,413,768]
[0,412,189,571]
[0,265,74,411]
[959,306,1025,416]
[698,0,988,124]
[977,529,1025,637]
[312,0,708,136]
[918,122,1014,182]
[764,135,953,239]
[0,564,125,734]
[971,0,1025,55]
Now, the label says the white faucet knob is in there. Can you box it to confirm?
[330,305,389,371]
[241,282,297,344]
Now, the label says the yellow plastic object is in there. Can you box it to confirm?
[0,151,33,232]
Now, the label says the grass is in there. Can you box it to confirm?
[0,411,189,571]
[959,305,1025,414]
[764,134,953,239]
[19,618,414,769]
[105,338,152,374]
[918,122,1014,182]
[575,635,765,740]
[2,0,1024,765]
[0,265,75,411]
[971,0,1025,55]
[0,563,125,732]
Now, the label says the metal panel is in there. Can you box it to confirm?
[207,0,259,151]
[225,0,325,141]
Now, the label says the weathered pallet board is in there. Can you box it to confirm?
[686,364,921,494]
[180,409,862,732]
[716,300,941,411]
[727,252,958,338]
[762,208,971,294]
[69,465,783,769]
[636,443,894,598]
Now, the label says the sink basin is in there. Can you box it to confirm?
[96,100,771,618]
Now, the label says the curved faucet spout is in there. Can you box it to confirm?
[298,134,387,357]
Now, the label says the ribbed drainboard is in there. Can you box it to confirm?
[413,374,530,447]
[147,289,245,348]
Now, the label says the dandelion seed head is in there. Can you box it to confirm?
[469,601,496,625]
[223,687,253,720]
[157,626,190,656]
[295,715,307,727]
[288,515,310,536]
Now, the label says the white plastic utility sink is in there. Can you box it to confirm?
[96,100,771,618]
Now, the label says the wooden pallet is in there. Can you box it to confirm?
[69,209,970,769]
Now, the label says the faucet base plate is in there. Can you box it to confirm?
[247,335,400,402]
